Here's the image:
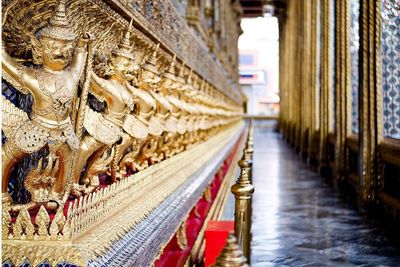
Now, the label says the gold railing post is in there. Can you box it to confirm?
[231,151,254,263]
[244,125,254,182]
[213,233,249,267]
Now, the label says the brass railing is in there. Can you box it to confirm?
[230,121,254,263]
[213,121,254,266]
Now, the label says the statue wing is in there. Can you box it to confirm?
[84,106,122,145]
[2,95,30,139]
[123,114,149,140]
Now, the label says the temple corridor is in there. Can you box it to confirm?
[2,0,400,265]
[250,125,400,266]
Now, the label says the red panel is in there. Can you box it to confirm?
[204,221,234,267]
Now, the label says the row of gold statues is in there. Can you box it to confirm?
[2,0,241,214]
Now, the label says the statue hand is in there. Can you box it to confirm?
[77,32,94,48]
[79,9,94,45]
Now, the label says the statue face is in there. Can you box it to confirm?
[41,37,74,71]
[112,56,135,81]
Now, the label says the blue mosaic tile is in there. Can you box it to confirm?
[17,259,31,267]
[37,259,50,267]
[350,0,360,134]
[330,0,336,131]
[56,261,77,267]
[2,259,15,267]
[381,0,400,139]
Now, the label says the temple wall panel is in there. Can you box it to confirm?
[1,0,245,265]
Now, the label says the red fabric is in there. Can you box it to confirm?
[163,236,181,252]
[155,251,173,266]
[195,199,212,219]
[204,221,235,267]
[156,249,190,267]
[186,218,203,247]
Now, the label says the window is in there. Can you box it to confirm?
[330,0,336,132]
[350,0,360,134]
[239,54,255,66]
[316,0,321,130]
[381,0,400,139]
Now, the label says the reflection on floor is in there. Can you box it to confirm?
[251,127,400,267]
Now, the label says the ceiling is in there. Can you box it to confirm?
[239,0,286,19]
[239,0,264,17]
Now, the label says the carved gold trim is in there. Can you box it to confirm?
[189,129,247,265]
[2,122,244,266]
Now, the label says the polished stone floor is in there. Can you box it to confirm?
[250,126,400,267]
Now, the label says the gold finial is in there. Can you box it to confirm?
[142,43,160,74]
[112,19,135,60]
[40,0,75,41]
[192,73,197,87]
[123,19,133,46]
[231,153,254,262]
[148,43,160,65]
[168,54,177,74]
[164,54,177,81]
[174,61,186,84]
[200,79,205,91]
[179,62,186,78]
[213,233,249,267]
[186,68,193,84]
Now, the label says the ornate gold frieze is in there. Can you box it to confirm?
[3,0,243,104]
[2,122,243,266]
[2,0,243,264]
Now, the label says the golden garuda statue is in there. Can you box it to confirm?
[2,0,91,211]
[1,0,243,265]
[71,20,149,196]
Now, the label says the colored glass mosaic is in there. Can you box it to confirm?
[350,0,360,134]
[381,0,400,139]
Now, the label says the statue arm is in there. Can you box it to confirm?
[69,42,87,77]
[90,71,108,97]
[1,47,33,95]
[69,36,90,76]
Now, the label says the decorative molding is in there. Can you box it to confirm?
[2,123,244,266]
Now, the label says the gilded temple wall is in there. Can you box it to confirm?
[279,0,400,214]
[1,0,245,265]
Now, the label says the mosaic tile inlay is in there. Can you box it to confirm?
[350,0,360,134]
[381,0,400,139]
[330,0,336,132]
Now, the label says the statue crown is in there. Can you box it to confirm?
[174,61,186,84]
[163,54,177,81]
[186,68,193,84]
[142,43,160,74]
[167,54,176,74]
[40,0,76,41]
[178,62,186,78]
[112,19,135,60]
